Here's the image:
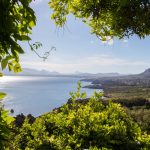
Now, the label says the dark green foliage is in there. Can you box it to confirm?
[0,0,36,73]
[0,85,150,149]
[0,92,7,100]
[112,98,150,108]
[49,0,150,40]
[0,108,14,149]
[14,113,35,128]
[0,93,14,149]
[7,91,150,150]
[126,108,150,134]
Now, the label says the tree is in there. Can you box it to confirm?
[0,0,36,73]
[9,91,150,149]
[0,1,35,149]
[0,94,14,150]
[49,0,150,41]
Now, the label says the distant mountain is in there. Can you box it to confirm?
[82,68,150,88]
[95,72,121,77]
[139,68,150,77]
[73,71,122,77]
[3,68,123,77]
[3,68,60,76]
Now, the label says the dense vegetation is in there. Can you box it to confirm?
[0,85,150,149]
[0,0,36,73]
[112,98,150,134]
[103,85,150,99]
[69,95,150,134]
[49,0,150,40]
[0,96,14,150]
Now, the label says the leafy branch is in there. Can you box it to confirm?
[28,41,56,61]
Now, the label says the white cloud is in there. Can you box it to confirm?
[21,54,149,73]
[31,0,48,5]
[123,39,128,43]
[81,55,148,66]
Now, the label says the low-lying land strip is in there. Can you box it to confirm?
[82,68,150,99]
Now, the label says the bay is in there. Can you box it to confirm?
[0,76,101,117]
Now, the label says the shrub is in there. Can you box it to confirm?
[10,91,150,149]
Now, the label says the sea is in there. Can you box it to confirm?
[0,76,101,117]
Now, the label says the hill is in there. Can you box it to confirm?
[3,68,122,78]
[3,68,61,76]
[82,68,150,99]
[139,68,150,77]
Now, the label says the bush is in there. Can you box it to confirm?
[1,84,150,149]
[112,98,150,108]
[9,90,150,150]
[0,108,14,149]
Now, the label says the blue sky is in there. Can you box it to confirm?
[20,0,150,74]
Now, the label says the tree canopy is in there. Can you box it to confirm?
[0,0,36,73]
[49,0,150,41]
[3,90,150,149]
[1,0,150,74]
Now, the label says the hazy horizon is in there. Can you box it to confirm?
[3,67,148,75]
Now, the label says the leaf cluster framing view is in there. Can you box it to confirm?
[0,0,36,73]
[49,0,150,40]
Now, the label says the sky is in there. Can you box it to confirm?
[20,0,150,74]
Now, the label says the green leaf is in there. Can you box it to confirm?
[8,63,13,71]
[15,46,24,54]
[0,92,6,100]
[11,50,19,61]
[14,63,22,73]
[29,21,35,27]
[1,59,8,70]
[0,72,3,77]
[21,35,31,41]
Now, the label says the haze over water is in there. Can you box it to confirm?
[0,76,100,117]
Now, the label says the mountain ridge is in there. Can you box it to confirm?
[2,68,123,77]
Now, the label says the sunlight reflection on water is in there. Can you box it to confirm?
[0,76,44,83]
[0,76,102,116]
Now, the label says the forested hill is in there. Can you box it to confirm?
[83,68,150,87]
[139,68,150,77]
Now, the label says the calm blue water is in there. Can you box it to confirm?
[0,76,101,116]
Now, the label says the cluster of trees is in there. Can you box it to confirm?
[111,98,150,133]
[126,107,150,134]
[69,95,150,134]
[1,89,150,149]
